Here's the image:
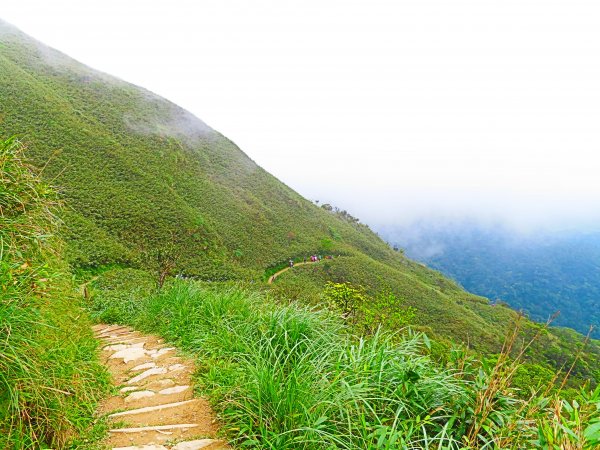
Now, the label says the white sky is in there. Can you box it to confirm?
[3,0,600,231]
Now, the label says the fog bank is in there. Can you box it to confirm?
[3,1,600,233]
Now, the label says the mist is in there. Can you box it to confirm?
[307,183,600,237]
[3,1,600,235]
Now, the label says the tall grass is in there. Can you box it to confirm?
[0,137,109,449]
[88,274,600,449]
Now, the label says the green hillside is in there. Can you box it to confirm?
[1,18,598,388]
[0,18,393,281]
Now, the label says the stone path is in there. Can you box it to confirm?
[93,324,229,450]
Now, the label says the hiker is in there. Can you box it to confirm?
[289,259,294,268]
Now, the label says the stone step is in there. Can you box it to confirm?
[124,390,156,403]
[113,439,227,450]
[111,347,149,364]
[104,336,147,345]
[118,385,191,409]
[102,330,135,338]
[109,424,200,434]
[120,386,141,393]
[171,439,228,450]
[131,362,157,372]
[95,323,225,448]
[127,367,168,384]
[109,400,197,418]
[148,347,175,359]
[105,342,145,352]
[96,325,132,336]
[109,424,204,447]
[158,385,190,395]
[113,446,167,450]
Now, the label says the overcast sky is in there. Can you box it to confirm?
[3,1,600,231]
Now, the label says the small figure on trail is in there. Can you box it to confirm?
[318,254,322,261]
[289,259,294,268]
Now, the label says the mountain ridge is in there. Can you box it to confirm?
[1,19,598,387]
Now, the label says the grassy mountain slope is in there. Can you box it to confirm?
[269,254,600,385]
[1,20,598,385]
[0,19,392,280]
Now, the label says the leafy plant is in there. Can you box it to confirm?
[323,281,367,322]
[360,288,416,334]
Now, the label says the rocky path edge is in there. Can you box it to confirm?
[93,324,230,450]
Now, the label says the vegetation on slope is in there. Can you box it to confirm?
[89,274,600,449]
[269,255,600,388]
[2,22,600,449]
[1,19,598,389]
[0,18,392,281]
[0,137,109,449]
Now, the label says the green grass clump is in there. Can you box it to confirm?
[0,137,109,449]
[89,279,600,449]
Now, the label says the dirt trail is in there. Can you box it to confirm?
[93,324,229,450]
[267,260,316,284]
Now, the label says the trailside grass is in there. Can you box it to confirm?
[0,137,110,449]
[89,275,600,449]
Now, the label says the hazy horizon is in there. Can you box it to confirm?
[3,1,600,233]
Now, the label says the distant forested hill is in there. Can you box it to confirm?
[380,221,600,338]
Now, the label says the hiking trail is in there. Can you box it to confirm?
[267,260,316,284]
[93,324,229,450]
